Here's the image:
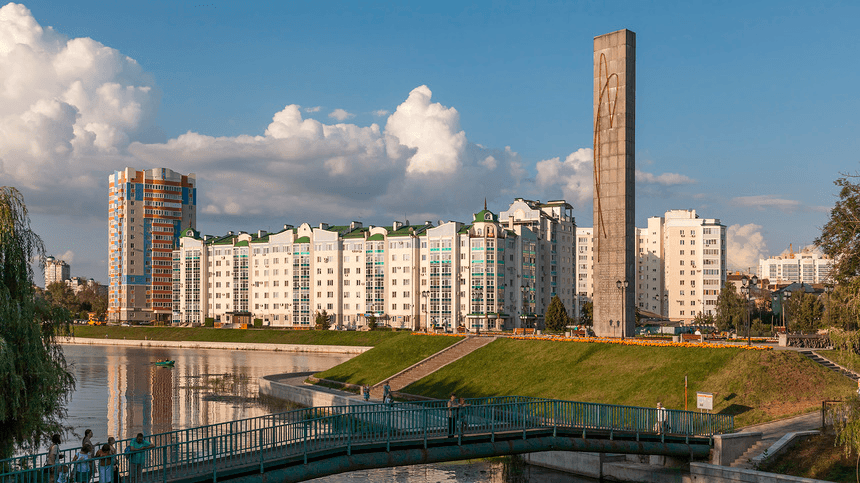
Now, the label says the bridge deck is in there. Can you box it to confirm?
[2,396,732,483]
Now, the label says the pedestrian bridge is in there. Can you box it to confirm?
[3,397,733,483]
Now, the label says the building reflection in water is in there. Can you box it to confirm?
[68,344,351,441]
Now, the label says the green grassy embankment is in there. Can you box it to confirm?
[314,335,462,386]
[819,349,860,373]
[391,339,852,427]
[71,325,405,346]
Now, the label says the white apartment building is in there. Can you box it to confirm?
[759,248,833,284]
[661,210,727,322]
[44,256,70,287]
[172,199,576,331]
[109,167,196,325]
[575,209,726,323]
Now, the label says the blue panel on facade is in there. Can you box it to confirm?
[135,185,143,201]
[192,188,196,206]
[121,275,146,285]
[182,187,189,205]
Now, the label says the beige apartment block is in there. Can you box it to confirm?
[592,29,636,337]
[578,210,726,324]
[172,198,576,332]
[44,256,70,287]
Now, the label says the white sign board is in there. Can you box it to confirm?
[697,392,714,411]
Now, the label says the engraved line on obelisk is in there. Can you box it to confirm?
[593,52,618,262]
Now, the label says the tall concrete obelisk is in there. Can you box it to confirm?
[592,29,635,338]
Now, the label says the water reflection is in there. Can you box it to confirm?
[62,343,351,442]
[61,344,594,483]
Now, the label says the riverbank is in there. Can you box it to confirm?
[70,325,404,346]
[61,336,372,354]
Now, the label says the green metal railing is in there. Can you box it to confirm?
[1,396,732,483]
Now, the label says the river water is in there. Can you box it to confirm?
[59,343,592,483]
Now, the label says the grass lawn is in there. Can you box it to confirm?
[398,339,854,427]
[71,325,405,346]
[315,334,462,386]
[762,432,856,482]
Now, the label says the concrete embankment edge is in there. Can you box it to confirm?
[688,463,833,483]
[259,375,368,407]
[61,337,373,354]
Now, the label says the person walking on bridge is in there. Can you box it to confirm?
[656,402,668,434]
[447,394,459,437]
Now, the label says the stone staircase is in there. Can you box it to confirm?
[371,336,497,398]
[799,350,860,381]
[729,440,768,469]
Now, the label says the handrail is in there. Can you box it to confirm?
[1,397,732,481]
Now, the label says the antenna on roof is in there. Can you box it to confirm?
[484,197,487,210]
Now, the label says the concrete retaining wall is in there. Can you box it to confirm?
[259,375,369,408]
[526,451,687,482]
[62,337,372,354]
[750,431,819,468]
[711,432,762,466]
[689,462,832,483]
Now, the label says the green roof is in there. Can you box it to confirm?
[180,228,201,239]
[234,240,249,247]
[342,228,368,239]
[210,235,237,245]
[367,233,385,241]
[250,235,270,243]
[473,209,498,222]
[295,236,310,243]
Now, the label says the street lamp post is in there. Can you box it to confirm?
[616,280,628,339]
[783,290,791,331]
[741,275,758,346]
[421,290,429,332]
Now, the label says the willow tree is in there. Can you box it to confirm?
[0,187,74,459]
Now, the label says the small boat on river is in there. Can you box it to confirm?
[154,360,175,367]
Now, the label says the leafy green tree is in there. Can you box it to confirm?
[544,296,569,332]
[76,285,107,318]
[0,187,75,459]
[784,291,824,333]
[579,301,593,326]
[816,176,860,284]
[315,310,331,330]
[692,311,716,326]
[715,282,745,333]
[45,281,77,314]
[366,315,378,330]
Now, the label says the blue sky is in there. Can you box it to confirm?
[1,1,858,283]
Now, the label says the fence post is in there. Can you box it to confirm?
[347,409,353,456]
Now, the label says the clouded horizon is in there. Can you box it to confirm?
[2,2,851,284]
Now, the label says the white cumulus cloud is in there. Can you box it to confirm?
[304,106,321,113]
[56,249,75,264]
[373,109,389,117]
[328,108,354,121]
[535,148,594,206]
[385,85,466,175]
[0,2,159,195]
[727,223,769,272]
